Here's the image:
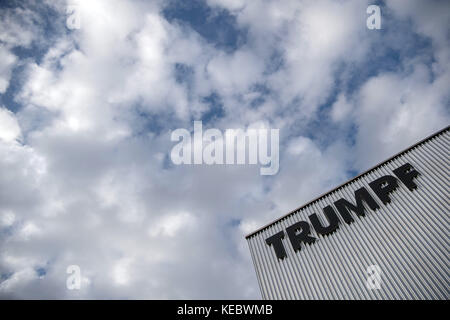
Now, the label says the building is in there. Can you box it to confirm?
[245,126,449,299]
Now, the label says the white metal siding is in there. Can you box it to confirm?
[246,127,449,299]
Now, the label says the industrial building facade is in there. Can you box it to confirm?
[246,126,449,299]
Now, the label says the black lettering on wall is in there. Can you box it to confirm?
[265,163,423,261]
[265,231,287,260]
[369,175,399,204]
[309,205,339,235]
[286,221,316,252]
[393,163,420,191]
[334,187,380,223]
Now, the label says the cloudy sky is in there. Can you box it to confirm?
[0,0,448,299]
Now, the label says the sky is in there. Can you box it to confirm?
[0,0,449,299]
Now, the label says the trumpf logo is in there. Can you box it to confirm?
[266,163,420,260]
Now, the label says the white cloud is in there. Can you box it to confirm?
[0,107,22,143]
[0,48,17,93]
[352,64,449,170]
[207,49,265,96]
[0,210,15,227]
[331,93,353,123]
[0,7,37,48]
[148,211,195,238]
[0,5,52,94]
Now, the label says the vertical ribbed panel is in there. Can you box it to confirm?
[246,128,449,300]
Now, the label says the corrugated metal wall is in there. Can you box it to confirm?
[246,127,449,299]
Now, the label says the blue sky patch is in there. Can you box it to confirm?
[163,0,247,52]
